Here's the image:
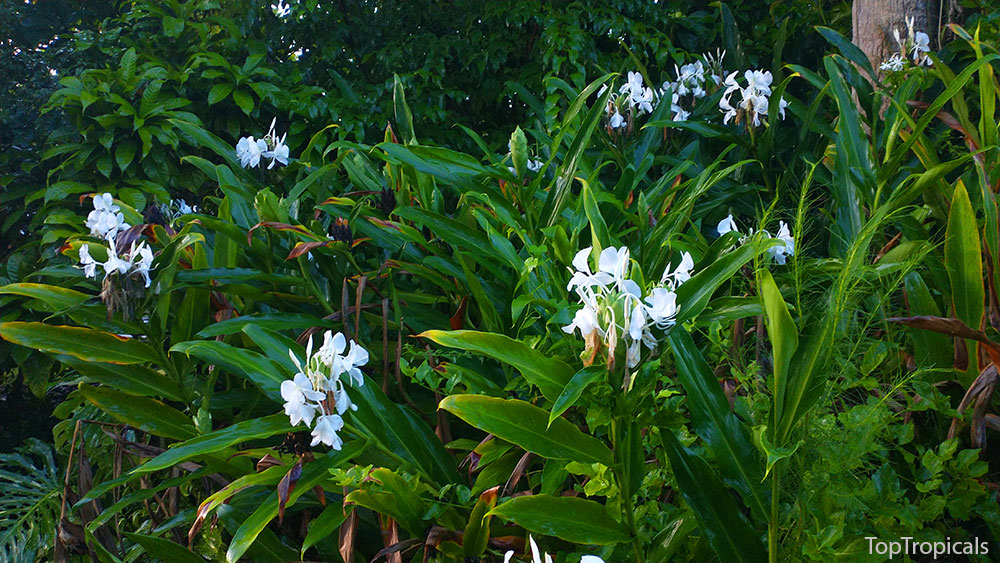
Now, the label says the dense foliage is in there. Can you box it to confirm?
[4,1,1000,562]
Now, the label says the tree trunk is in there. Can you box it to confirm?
[852,0,937,72]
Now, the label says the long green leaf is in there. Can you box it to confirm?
[759,270,799,436]
[488,494,629,545]
[666,328,768,521]
[548,366,605,426]
[945,180,984,384]
[420,330,573,400]
[659,429,765,562]
[439,395,613,465]
[0,322,159,365]
[169,341,285,400]
[78,385,195,441]
[134,415,293,475]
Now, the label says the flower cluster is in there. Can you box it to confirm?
[660,50,726,122]
[717,214,795,264]
[236,118,289,169]
[882,16,932,71]
[281,331,369,450]
[719,70,787,127]
[79,239,154,287]
[77,193,154,287]
[86,193,129,241]
[601,71,655,130]
[504,535,604,563]
[562,246,692,371]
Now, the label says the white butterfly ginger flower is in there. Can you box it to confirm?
[310,413,345,449]
[78,244,98,279]
[768,220,795,265]
[717,214,739,237]
[236,136,268,168]
[281,372,324,427]
[661,251,694,288]
[85,193,129,241]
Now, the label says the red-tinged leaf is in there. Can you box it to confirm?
[256,454,284,472]
[339,508,358,563]
[277,461,302,523]
[1,322,159,365]
[286,240,333,259]
[450,297,468,330]
[313,485,326,507]
[887,316,1000,365]
[247,221,322,245]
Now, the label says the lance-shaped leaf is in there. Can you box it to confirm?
[421,330,573,401]
[78,385,195,441]
[0,322,158,365]
[439,395,612,465]
[488,494,630,545]
[133,414,294,474]
[759,270,799,437]
[659,428,765,562]
[945,180,985,383]
[666,328,768,521]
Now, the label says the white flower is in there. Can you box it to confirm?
[717,214,739,236]
[316,331,344,368]
[78,244,97,279]
[562,303,600,337]
[526,159,543,173]
[644,287,679,329]
[609,111,625,129]
[912,31,930,55]
[85,193,128,241]
[337,340,369,387]
[620,71,644,96]
[175,199,194,215]
[271,0,290,17]
[236,136,268,168]
[281,373,325,413]
[264,132,289,169]
[778,97,789,120]
[310,414,345,449]
[567,247,614,292]
[768,221,795,265]
[880,54,906,72]
[103,247,132,277]
[129,241,154,288]
[661,251,694,288]
[722,71,741,97]
[720,94,738,125]
[744,70,773,96]
[284,398,320,428]
[631,87,655,114]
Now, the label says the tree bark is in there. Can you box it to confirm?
[852,0,937,72]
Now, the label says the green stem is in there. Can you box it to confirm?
[611,406,643,563]
[769,470,780,563]
[296,256,335,315]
